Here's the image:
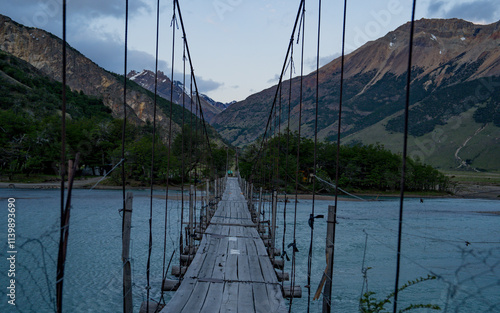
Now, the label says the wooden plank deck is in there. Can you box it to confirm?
[161,177,287,313]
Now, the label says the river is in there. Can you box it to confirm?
[0,188,498,312]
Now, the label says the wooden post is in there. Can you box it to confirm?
[257,187,263,230]
[271,190,278,260]
[219,177,223,199]
[200,186,205,231]
[323,205,336,312]
[214,178,218,203]
[248,183,254,213]
[205,179,210,227]
[122,192,133,313]
[189,185,194,249]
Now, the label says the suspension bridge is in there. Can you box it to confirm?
[149,176,289,312]
[51,0,430,312]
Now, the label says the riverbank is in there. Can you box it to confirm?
[2,177,499,200]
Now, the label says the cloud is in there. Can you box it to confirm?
[427,1,446,15]
[267,73,281,84]
[68,31,164,75]
[194,77,223,93]
[445,0,499,22]
[427,0,500,23]
[11,0,152,19]
[305,53,341,71]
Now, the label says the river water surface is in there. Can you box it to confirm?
[0,188,499,312]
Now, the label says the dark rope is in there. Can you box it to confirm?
[393,0,417,312]
[146,0,160,303]
[120,2,130,312]
[325,0,348,310]
[290,3,305,312]
[177,39,187,276]
[249,0,305,181]
[150,0,166,304]
[56,1,67,312]
[307,1,321,311]
[166,0,177,289]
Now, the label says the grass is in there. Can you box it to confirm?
[344,107,500,172]
[0,174,60,184]
[442,170,500,185]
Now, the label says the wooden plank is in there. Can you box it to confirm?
[252,283,271,313]
[237,235,248,255]
[198,236,221,279]
[212,236,229,280]
[237,283,255,313]
[254,238,268,256]
[181,281,210,312]
[200,282,224,313]
[248,255,264,283]
[267,284,288,312]
[220,282,238,313]
[259,255,278,284]
[245,237,258,256]
[225,254,238,281]
[237,254,252,282]
[182,239,208,278]
[161,278,196,311]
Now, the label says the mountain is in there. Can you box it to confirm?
[212,18,500,171]
[127,69,231,122]
[0,14,205,137]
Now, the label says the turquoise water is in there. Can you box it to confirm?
[0,188,499,312]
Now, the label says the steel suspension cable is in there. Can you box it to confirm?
[324,0,347,310]
[165,0,177,292]
[146,0,161,308]
[56,1,67,312]
[178,39,186,270]
[307,1,321,311]
[150,0,170,305]
[393,1,417,312]
[290,4,306,311]
[174,0,214,163]
[249,0,305,180]
[120,1,130,312]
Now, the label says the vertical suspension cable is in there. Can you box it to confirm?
[151,0,168,304]
[249,0,304,182]
[307,1,321,311]
[178,38,186,274]
[146,0,160,305]
[290,3,305,311]
[175,0,214,168]
[56,1,67,312]
[324,0,347,310]
[145,0,157,309]
[281,45,294,276]
[120,1,130,312]
[166,0,177,288]
[393,1,417,312]
[120,2,129,212]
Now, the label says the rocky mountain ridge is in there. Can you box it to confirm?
[211,18,500,170]
[127,69,231,122]
[0,14,196,136]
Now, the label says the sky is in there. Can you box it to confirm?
[1,0,499,103]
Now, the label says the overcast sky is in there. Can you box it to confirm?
[1,0,499,102]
